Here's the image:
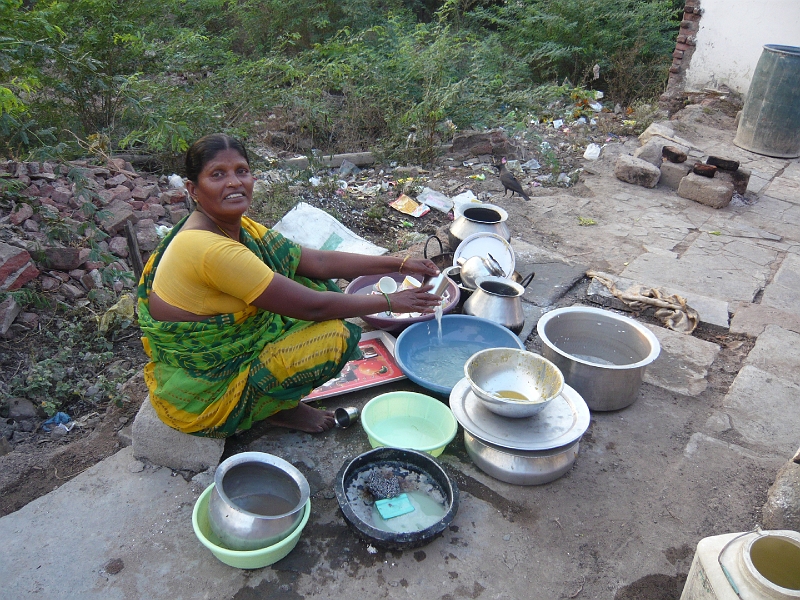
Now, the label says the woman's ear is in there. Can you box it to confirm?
[185,180,196,200]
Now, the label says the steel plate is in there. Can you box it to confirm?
[449,377,590,451]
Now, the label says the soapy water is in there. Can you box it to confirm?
[370,490,448,533]
[411,342,491,390]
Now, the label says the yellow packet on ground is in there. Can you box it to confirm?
[390,194,430,217]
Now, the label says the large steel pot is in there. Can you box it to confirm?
[536,306,660,412]
[464,431,579,485]
[448,205,510,249]
[462,273,534,335]
[208,452,310,551]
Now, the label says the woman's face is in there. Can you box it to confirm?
[186,148,254,221]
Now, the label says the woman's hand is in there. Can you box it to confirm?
[399,258,440,278]
[387,284,442,314]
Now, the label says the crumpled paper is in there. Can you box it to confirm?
[389,194,430,218]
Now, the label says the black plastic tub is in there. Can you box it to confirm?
[334,447,459,550]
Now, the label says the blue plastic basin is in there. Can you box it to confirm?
[394,315,525,396]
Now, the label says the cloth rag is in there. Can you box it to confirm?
[586,271,699,334]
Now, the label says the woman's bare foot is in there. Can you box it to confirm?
[265,403,335,433]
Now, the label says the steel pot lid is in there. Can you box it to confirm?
[453,232,515,278]
[449,377,589,451]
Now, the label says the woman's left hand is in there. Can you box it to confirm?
[400,258,439,278]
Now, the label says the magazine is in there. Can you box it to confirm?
[303,330,406,402]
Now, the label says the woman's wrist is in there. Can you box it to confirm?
[398,255,409,274]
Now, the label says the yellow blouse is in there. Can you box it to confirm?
[152,229,274,315]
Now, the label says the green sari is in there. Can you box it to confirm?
[137,215,361,438]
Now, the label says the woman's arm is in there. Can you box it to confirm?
[296,248,439,281]
[250,274,441,322]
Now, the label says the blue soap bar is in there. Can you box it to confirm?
[375,493,415,519]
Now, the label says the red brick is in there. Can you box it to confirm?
[676,42,691,51]
[670,66,681,74]
[677,34,688,43]
[673,49,685,59]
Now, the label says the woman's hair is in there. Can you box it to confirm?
[185,134,250,183]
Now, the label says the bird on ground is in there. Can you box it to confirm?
[495,157,531,201]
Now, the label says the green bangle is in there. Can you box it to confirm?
[382,292,392,313]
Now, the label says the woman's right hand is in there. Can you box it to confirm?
[387,284,442,314]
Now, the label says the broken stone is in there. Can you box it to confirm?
[659,161,692,190]
[108,236,129,258]
[716,167,750,195]
[9,203,34,225]
[0,242,40,291]
[692,163,717,178]
[761,459,800,531]
[6,397,39,419]
[662,146,687,163]
[168,206,189,225]
[96,199,137,235]
[633,137,686,168]
[0,296,21,335]
[42,246,84,271]
[135,219,160,252]
[60,282,86,300]
[677,172,734,208]
[706,156,739,171]
[614,155,661,188]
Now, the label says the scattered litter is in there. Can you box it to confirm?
[338,159,360,176]
[98,294,135,335]
[522,159,541,171]
[367,544,378,554]
[535,174,553,183]
[578,216,597,226]
[337,180,348,190]
[595,91,604,99]
[416,187,453,213]
[390,194,430,218]
[583,144,602,160]
[553,119,564,129]
[309,176,321,187]
[468,174,485,180]
[452,190,480,218]
[557,173,571,184]
[168,174,184,189]
[623,120,636,127]
[588,100,603,112]
[42,412,72,432]
[274,202,387,255]
[576,117,587,124]
[155,224,172,238]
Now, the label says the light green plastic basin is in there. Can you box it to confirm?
[361,391,458,457]
[192,483,311,569]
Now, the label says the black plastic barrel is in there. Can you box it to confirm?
[734,45,800,158]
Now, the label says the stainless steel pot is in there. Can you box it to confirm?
[208,452,310,551]
[448,205,510,249]
[536,306,660,412]
[462,273,535,335]
[464,430,579,485]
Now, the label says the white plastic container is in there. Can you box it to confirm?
[680,529,800,600]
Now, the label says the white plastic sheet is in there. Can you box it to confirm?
[273,202,387,255]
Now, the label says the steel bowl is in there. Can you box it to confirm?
[464,431,579,485]
[464,348,564,418]
[536,306,660,412]
[208,452,310,551]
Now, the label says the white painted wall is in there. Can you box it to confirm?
[683,0,800,94]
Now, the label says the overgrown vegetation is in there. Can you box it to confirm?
[2,0,681,164]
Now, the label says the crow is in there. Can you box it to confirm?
[495,157,531,201]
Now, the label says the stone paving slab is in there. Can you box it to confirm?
[729,303,800,337]
[516,258,587,307]
[642,324,720,396]
[763,176,800,206]
[743,325,800,387]
[0,448,241,600]
[620,232,776,304]
[760,253,800,313]
[586,271,730,331]
[722,365,800,457]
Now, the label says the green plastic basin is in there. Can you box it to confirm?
[192,483,310,569]
[361,391,458,457]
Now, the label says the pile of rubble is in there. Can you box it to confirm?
[0,157,188,335]
[612,121,751,208]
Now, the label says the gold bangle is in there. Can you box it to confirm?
[399,255,410,274]
[382,292,393,313]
